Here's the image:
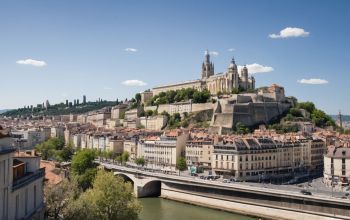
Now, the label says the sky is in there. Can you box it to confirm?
[0,0,350,114]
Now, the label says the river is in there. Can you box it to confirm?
[139,198,256,220]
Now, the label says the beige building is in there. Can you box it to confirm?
[186,139,213,168]
[50,126,65,139]
[0,131,45,220]
[324,144,350,188]
[152,51,255,96]
[77,114,87,124]
[123,138,138,161]
[111,104,127,120]
[140,91,153,104]
[108,139,124,154]
[139,115,166,131]
[212,137,325,181]
[138,130,189,171]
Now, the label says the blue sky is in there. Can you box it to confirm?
[0,0,349,114]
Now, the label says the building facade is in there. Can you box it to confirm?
[324,144,350,188]
[138,131,188,171]
[186,139,213,168]
[0,133,45,220]
[212,137,325,181]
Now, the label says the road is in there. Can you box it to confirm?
[98,159,350,202]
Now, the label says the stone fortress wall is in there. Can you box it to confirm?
[210,85,292,134]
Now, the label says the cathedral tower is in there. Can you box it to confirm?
[202,50,214,79]
[241,65,249,89]
[228,57,239,89]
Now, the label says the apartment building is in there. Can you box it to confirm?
[324,143,350,188]
[186,138,213,168]
[138,130,189,171]
[0,129,45,220]
[123,138,138,161]
[212,136,325,181]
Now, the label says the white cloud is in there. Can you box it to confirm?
[228,48,235,52]
[269,27,310,39]
[124,48,138,52]
[122,79,147,86]
[209,51,219,57]
[16,59,47,67]
[297,78,328,85]
[238,63,274,74]
[103,87,113,90]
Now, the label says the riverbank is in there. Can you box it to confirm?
[161,188,343,220]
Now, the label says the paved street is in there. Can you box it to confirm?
[99,159,350,201]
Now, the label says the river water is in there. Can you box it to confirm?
[139,198,256,220]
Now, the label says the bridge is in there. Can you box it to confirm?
[100,162,350,220]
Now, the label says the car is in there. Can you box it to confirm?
[229,178,238,182]
[300,190,312,195]
[222,179,230,183]
[190,173,198,177]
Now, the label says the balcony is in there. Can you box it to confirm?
[0,147,16,155]
[12,168,45,191]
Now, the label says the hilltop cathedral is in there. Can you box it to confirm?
[152,50,255,96]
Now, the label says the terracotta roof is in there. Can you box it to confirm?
[40,161,63,185]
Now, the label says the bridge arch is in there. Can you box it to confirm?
[140,180,162,197]
[114,172,136,186]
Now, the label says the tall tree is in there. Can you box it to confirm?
[64,171,141,220]
[45,180,79,220]
[71,149,97,190]
[176,156,187,171]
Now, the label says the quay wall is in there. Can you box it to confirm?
[161,182,350,220]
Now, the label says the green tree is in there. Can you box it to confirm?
[71,149,97,190]
[231,88,240,94]
[64,171,141,220]
[56,143,75,162]
[298,102,316,113]
[135,157,145,166]
[289,108,303,117]
[71,149,96,175]
[115,155,123,164]
[135,93,141,103]
[73,168,97,191]
[35,142,55,160]
[45,179,80,220]
[176,156,187,171]
[145,110,154,117]
[181,120,189,128]
[121,151,130,163]
[235,122,250,134]
[35,137,65,160]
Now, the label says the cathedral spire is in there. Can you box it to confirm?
[205,49,210,63]
[231,56,235,64]
[202,50,214,79]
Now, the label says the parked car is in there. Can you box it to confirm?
[300,189,312,195]
[230,178,238,182]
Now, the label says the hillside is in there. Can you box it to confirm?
[0,109,10,114]
[1,101,118,118]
